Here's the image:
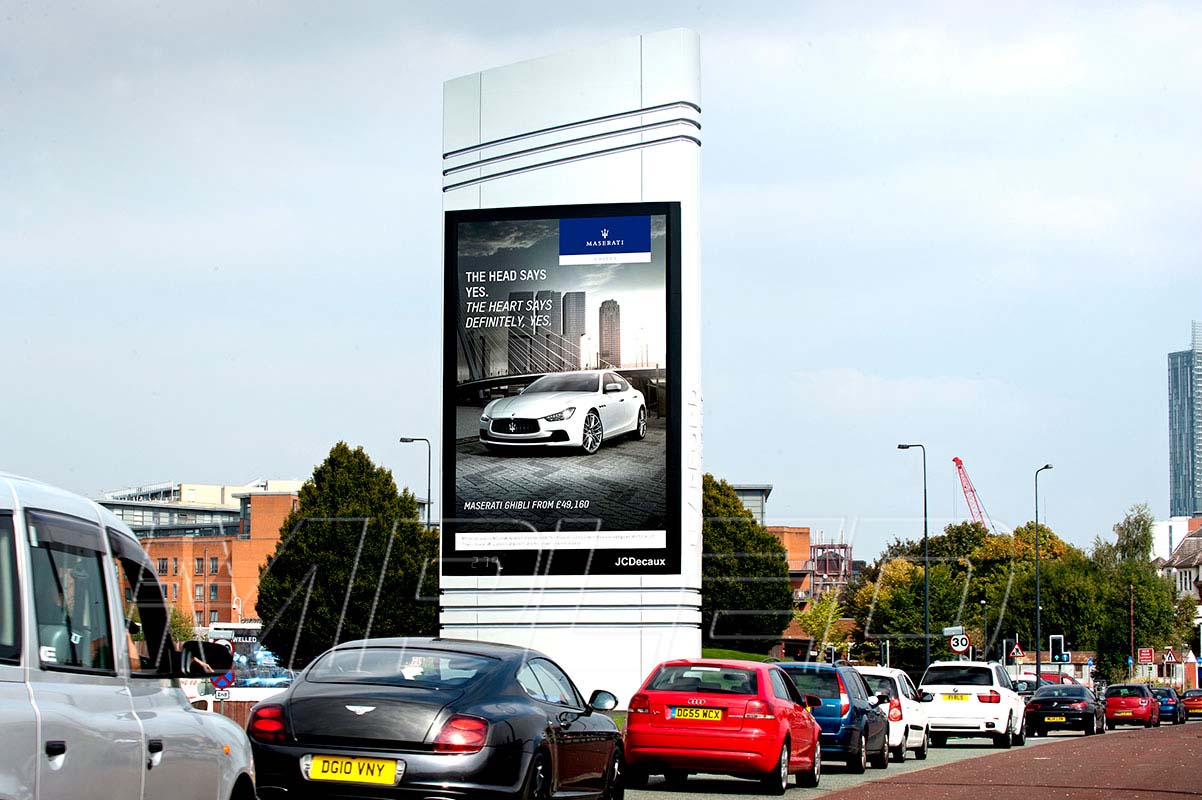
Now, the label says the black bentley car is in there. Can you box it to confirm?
[248,637,623,799]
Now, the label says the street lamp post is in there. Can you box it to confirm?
[1035,463,1053,684]
[898,443,929,668]
[399,437,432,529]
[980,598,988,661]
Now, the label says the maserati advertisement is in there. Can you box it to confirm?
[442,203,679,576]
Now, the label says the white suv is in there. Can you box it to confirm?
[919,661,1026,748]
[0,472,256,799]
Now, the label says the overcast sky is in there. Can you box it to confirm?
[3,2,1199,559]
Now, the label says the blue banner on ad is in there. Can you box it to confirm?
[559,216,651,265]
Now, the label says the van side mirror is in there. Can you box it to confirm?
[176,641,234,678]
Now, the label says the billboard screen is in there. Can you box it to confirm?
[443,202,681,576]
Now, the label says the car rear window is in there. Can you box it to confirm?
[920,666,993,687]
[1152,688,1173,698]
[1105,685,1146,698]
[647,665,758,695]
[781,667,840,698]
[861,674,897,698]
[1033,686,1086,699]
[1184,690,1202,698]
[306,647,496,688]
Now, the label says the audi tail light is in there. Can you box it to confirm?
[976,690,1001,704]
[629,693,650,714]
[248,704,288,744]
[433,715,489,753]
[745,699,774,720]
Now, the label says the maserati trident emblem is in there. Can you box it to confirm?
[509,420,517,433]
[600,228,609,239]
[345,705,376,716]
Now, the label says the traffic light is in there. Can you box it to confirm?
[1050,634,1068,663]
[877,640,888,665]
[1002,638,1015,665]
[825,645,838,664]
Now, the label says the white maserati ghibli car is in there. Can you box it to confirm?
[479,370,648,454]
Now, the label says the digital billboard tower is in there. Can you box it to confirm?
[441,30,702,705]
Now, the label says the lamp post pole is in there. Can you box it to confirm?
[1035,464,1053,683]
[399,437,432,529]
[980,598,988,661]
[898,443,929,668]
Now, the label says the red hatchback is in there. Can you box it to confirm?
[1105,684,1160,728]
[624,659,823,794]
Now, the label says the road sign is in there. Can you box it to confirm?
[211,670,235,689]
[213,689,231,701]
[1164,648,1177,664]
[1009,642,1026,659]
[1087,657,1094,667]
[942,626,965,637]
[1138,647,1154,665]
[949,633,971,654]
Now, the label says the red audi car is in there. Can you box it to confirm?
[1104,683,1160,728]
[624,659,823,794]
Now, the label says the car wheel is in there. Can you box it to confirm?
[848,730,868,774]
[760,742,790,795]
[1012,718,1026,747]
[1177,713,1186,725]
[581,411,603,454]
[869,730,889,769]
[522,751,551,800]
[1085,716,1096,736]
[1144,717,1154,728]
[994,715,1013,748]
[601,748,624,800]
[930,732,947,748]
[798,744,820,788]
[892,737,907,763]
[634,406,647,440]
[914,728,929,760]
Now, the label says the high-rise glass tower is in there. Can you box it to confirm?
[1169,321,1202,517]
[562,292,586,370]
[599,300,621,369]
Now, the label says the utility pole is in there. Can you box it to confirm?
[1129,583,1135,679]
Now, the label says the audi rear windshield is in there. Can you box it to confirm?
[306,647,496,688]
[920,666,993,686]
[648,665,758,695]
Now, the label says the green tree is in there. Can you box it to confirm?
[257,442,438,667]
[1113,503,1155,562]
[130,604,195,644]
[701,475,793,649]
[795,590,845,652]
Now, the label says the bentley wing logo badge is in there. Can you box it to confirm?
[346,705,376,716]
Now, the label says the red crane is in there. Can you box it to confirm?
[952,456,987,526]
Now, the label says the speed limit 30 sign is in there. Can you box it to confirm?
[949,633,972,654]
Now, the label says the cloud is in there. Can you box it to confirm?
[457,220,556,258]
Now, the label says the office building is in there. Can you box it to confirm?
[1170,322,1202,517]
[562,291,586,370]
[599,299,621,368]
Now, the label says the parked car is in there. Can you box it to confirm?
[1151,687,1187,725]
[1104,684,1160,729]
[1181,688,1202,718]
[1024,684,1106,736]
[918,661,1027,748]
[778,662,890,773]
[856,666,932,762]
[624,659,822,793]
[0,472,254,800]
[248,637,622,800]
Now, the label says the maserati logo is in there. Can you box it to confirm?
[345,705,376,716]
[508,420,517,433]
[600,228,609,239]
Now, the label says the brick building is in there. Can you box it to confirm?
[767,525,812,603]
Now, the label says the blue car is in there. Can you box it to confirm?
[779,662,890,773]
[1152,687,1187,725]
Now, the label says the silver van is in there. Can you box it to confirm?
[0,472,256,799]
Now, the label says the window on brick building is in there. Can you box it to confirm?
[157,558,167,575]
[209,556,218,575]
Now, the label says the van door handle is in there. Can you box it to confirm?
[148,739,164,754]
[45,740,66,757]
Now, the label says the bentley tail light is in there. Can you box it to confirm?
[248,704,288,744]
[433,715,489,753]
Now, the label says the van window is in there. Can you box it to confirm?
[109,528,173,676]
[27,510,114,673]
[0,514,20,664]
